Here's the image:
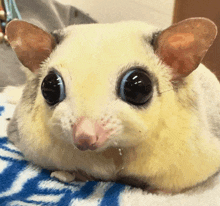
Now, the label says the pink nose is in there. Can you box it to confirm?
[72,117,109,151]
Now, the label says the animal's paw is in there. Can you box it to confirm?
[50,171,76,183]
[51,170,94,183]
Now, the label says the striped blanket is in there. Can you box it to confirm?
[0,92,220,206]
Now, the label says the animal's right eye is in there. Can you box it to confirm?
[41,70,66,106]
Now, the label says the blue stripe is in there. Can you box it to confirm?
[0,137,8,144]
[0,106,4,116]
[1,144,23,156]
[57,181,99,206]
[0,161,27,193]
[72,181,98,199]
[0,156,26,163]
[100,183,125,206]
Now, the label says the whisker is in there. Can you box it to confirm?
[158,89,173,95]
[51,130,67,137]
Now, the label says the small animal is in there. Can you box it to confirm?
[5,17,220,193]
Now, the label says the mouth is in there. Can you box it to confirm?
[74,136,107,151]
[75,142,97,151]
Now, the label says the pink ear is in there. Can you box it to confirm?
[155,18,217,81]
[6,20,56,73]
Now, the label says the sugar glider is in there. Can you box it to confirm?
[5,17,220,193]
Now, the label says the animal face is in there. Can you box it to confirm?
[36,22,172,151]
[6,18,217,154]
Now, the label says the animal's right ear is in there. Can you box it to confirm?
[6,20,56,73]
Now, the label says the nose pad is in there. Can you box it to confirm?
[75,134,98,151]
[72,117,98,151]
[72,116,110,151]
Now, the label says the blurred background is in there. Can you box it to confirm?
[56,0,175,28]
[55,0,220,80]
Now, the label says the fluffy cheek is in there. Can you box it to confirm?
[48,102,76,144]
[95,114,124,150]
[114,107,152,147]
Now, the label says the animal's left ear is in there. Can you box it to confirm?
[154,18,217,81]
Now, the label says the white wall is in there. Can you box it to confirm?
[57,0,175,28]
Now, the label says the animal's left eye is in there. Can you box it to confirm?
[117,67,153,106]
[41,70,66,105]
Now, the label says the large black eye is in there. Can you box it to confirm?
[118,68,153,105]
[41,70,66,105]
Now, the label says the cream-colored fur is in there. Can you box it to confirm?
[7,21,220,193]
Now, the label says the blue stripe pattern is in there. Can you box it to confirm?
[0,103,127,206]
[0,106,4,116]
